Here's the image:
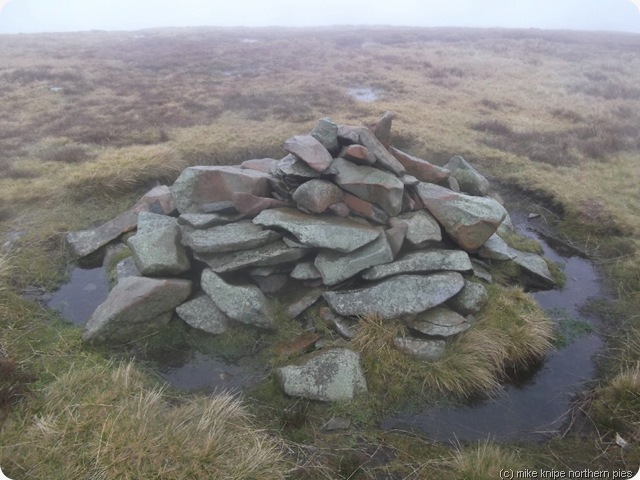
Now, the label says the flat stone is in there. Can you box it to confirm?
[343,193,389,224]
[310,117,339,154]
[384,223,408,257]
[177,213,244,229]
[292,180,344,214]
[135,211,175,233]
[389,210,442,247]
[337,125,405,176]
[82,276,192,344]
[404,306,471,337]
[240,158,278,174]
[127,221,191,276]
[279,286,325,319]
[201,269,275,329]
[194,239,310,273]
[275,348,368,402]
[509,249,556,289]
[175,292,229,335]
[276,154,322,179]
[323,272,465,320]
[315,231,394,286]
[180,220,282,253]
[400,174,420,187]
[339,144,375,165]
[291,260,322,280]
[253,207,380,253]
[443,155,490,196]
[389,147,450,183]
[416,182,507,252]
[200,201,236,214]
[272,332,321,356]
[477,233,518,261]
[171,166,272,214]
[133,185,176,215]
[66,209,138,259]
[332,158,404,217]
[362,249,472,281]
[447,280,489,316]
[252,273,289,294]
[115,256,140,282]
[328,202,350,217]
[284,134,334,172]
[394,337,446,362]
[471,259,493,284]
[323,417,352,431]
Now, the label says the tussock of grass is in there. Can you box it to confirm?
[60,144,187,200]
[0,362,287,479]
[450,441,525,480]
[590,364,640,440]
[350,285,552,404]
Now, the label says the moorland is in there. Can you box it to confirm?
[0,26,638,478]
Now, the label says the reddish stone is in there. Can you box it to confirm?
[272,332,321,357]
[232,192,289,217]
[344,193,389,224]
[240,158,278,174]
[339,145,375,165]
[292,180,344,214]
[390,147,450,183]
[284,134,333,172]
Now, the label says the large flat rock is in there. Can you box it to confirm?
[66,209,138,259]
[416,182,507,252]
[194,239,310,273]
[180,220,281,253]
[443,155,490,196]
[82,276,192,344]
[361,249,472,281]
[510,248,556,289]
[201,269,275,329]
[253,207,380,253]
[404,306,471,337]
[389,210,442,247]
[275,348,368,402]
[323,272,465,320]
[332,158,404,217]
[175,292,229,335]
[284,134,334,172]
[390,147,450,183]
[315,231,394,286]
[171,166,272,214]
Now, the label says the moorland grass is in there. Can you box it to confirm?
[1,26,639,474]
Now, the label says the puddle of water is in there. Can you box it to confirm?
[380,214,607,442]
[47,266,109,326]
[155,351,267,393]
[348,87,379,102]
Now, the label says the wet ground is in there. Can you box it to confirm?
[380,212,607,441]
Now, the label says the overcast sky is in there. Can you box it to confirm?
[1,0,639,34]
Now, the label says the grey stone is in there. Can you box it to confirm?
[477,233,517,261]
[180,221,282,253]
[343,193,389,224]
[201,269,275,329]
[373,111,394,148]
[339,144,376,165]
[471,259,493,284]
[384,223,408,258]
[240,158,278,174]
[284,135,334,172]
[447,280,489,315]
[337,125,405,176]
[510,249,556,289]
[66,209,138,259]
[252,273,289,294]
[315,231,394,286]
[404,306,471,337]
[443,155,490,196]
[253,207,380,253]
[278,286,324,319]
[332,158,404,217]
[389,210,442,247]
[275,348,368,402]
[276,154,322,179]
[319,307,359,339]
[323,417,352,431]
[82,276,192,344]
[323,272,465,320]
[292,180,344,214]
[291,260,322,280]
[194,240,310,273]
[416,182,507,252]
[361,249,472,281]
[170,166,272,214]
[393,337,446,362]
[177,213,243,229]
[232,192,291,217]
[115,256,140,282]
[135,211,175,234]
[400,174,420,187]
[310,117,339,154]
[175,292,229,335]
[134,184,176,215]
[200,200,236,214]
[127,222,191,276]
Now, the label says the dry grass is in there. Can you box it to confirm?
[0,362,288,479]
[449,441,525,480]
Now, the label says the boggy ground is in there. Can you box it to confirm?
[0,27,638,478]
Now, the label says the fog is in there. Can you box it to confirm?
[1,0,639,34]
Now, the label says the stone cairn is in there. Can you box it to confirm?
[66,113,556,402]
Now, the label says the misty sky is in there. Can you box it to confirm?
[0,0,639,34]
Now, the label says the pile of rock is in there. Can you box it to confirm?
[66,113,556,402]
